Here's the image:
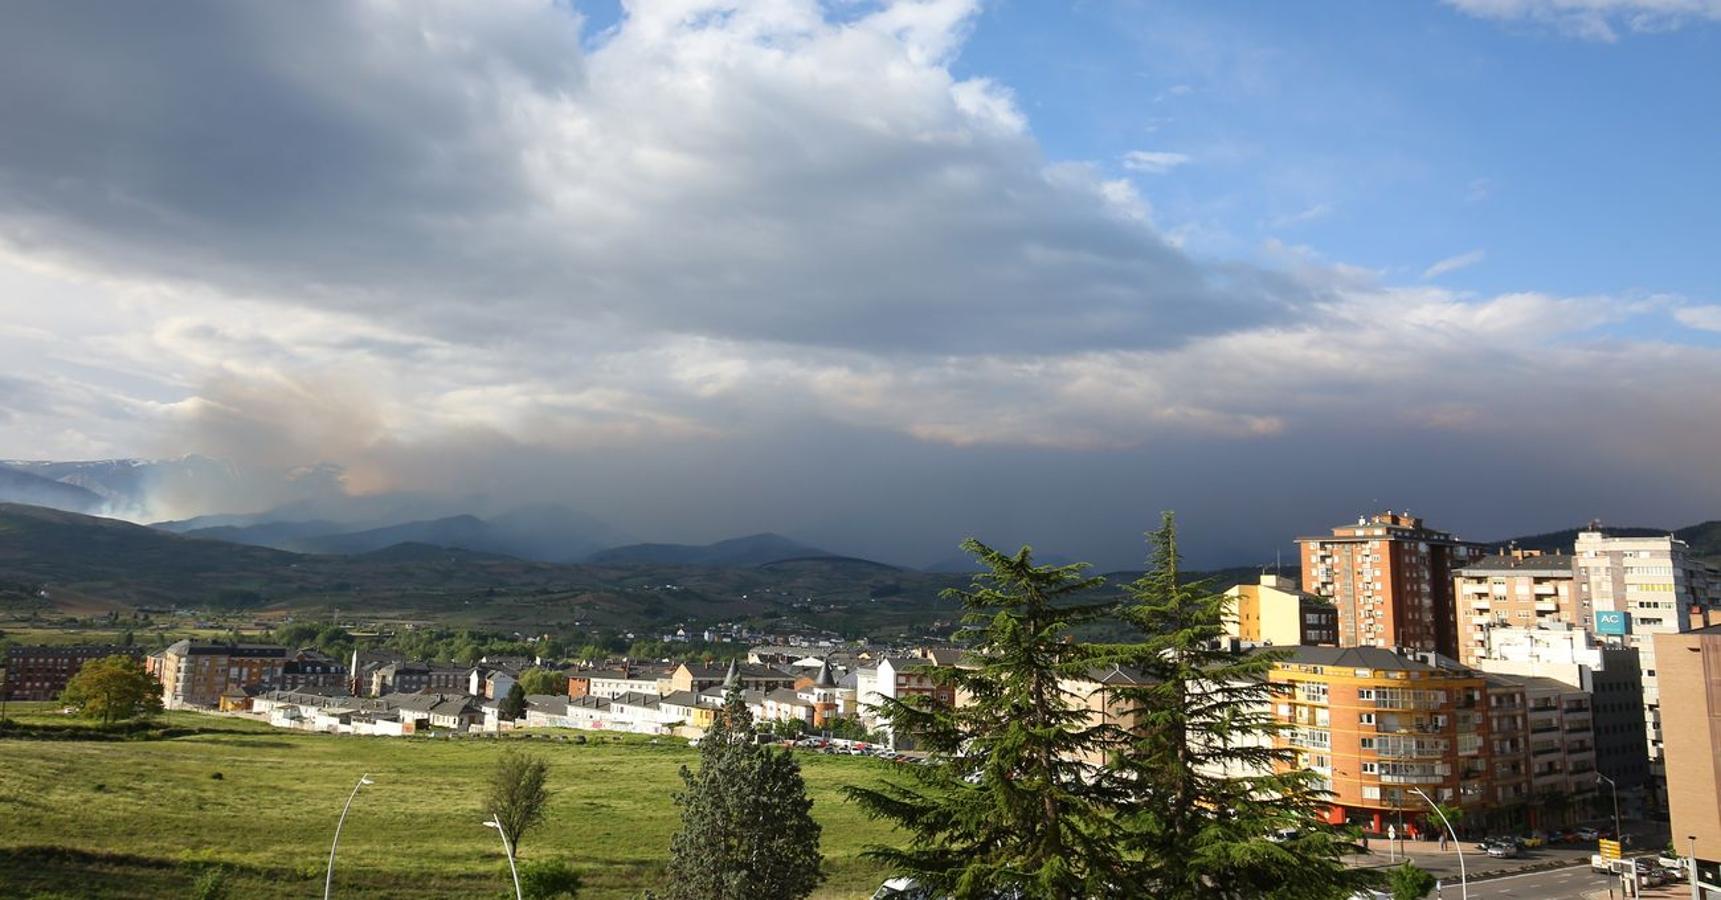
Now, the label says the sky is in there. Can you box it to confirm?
[2,0,1720,569]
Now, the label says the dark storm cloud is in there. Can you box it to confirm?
[0,0,1301,355]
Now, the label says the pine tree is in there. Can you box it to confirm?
[844,540,1123,899]
[1098,512,1376,899]
[665,689,824,900]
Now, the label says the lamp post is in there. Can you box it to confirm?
[1412,788,1467,900]
[1688,834,1699,900]
[1596,773,1622,843]
[483,814,522,900]
[324,773,374,900]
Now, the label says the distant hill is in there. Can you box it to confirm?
[1492,521,1721,561]
[586,533,830,567]
[176,503,621,563]
[0,465,104,513]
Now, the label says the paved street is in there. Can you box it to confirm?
[1465,865,1612,899]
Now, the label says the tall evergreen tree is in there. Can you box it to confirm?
[1098,512,1375,899]
[665,689,824,900]
[845,540,1123,899]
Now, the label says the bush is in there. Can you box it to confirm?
[1388,862,1437,900]
[189,865,230,900]
[518,858,583,899]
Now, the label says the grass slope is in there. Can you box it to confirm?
[0,705,899,899]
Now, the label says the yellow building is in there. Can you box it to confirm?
[1224,574,1339,647]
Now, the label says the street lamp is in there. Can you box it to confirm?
[324,773,374,900]
[1688,834,1698,900]
[1597,773,1622,843]
[483,815,522,900]
[1412,788,1467,900]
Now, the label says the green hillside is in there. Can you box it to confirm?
[0,704,898,899]
[0,504,964,638]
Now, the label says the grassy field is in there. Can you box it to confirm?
[0,704,903,898]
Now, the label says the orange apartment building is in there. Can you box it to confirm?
[1298,511,1485,658]
[1270,646,1492,834]
[146,641,287,709]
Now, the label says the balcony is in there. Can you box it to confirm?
[1380,773,1446,785]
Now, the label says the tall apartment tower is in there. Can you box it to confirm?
[1573,530,1720,798]
[1298,511,1484,658]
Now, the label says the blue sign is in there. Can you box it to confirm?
[1595,610,1631,636]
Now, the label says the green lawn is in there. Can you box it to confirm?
[0,705,902,898]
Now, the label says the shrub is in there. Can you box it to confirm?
[189,865,230,900]
[518,858,583,899]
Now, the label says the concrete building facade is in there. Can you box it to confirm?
[147,641,287,709]
[1653,625,1721,898]
[1224,573,1339,647]
[1454,551,1581,666]
[1574,530,1720,797]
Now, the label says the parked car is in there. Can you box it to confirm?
[1576,827,1601,841]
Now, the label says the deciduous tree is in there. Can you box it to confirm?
[485,749,551,854]
[60,654,162,725]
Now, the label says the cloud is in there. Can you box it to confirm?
[0,0,1281,358]
[1444,0,1721,40]
[1423,249,1487,279]
[4,2,1721,562]
[1267,203,1335,229]
[1121,150,1193,174]
[1674,304,1721,332]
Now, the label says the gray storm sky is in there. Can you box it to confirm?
[3,1,1720,569]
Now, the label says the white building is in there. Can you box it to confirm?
[1573,530,1719,798]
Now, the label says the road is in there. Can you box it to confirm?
[1458,864,1613,899]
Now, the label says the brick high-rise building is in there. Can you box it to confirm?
[1298,512,1484,657]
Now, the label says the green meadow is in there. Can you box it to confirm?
[0,705,900,898]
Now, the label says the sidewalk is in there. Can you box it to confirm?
[1583,881,1694,899]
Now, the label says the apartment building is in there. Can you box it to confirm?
[1,644,141,701]
[1652,625,1721,898]
[1470,624,1647,792]
[1223,573,1339,647]
[147,641,287,708]
[1298,512,1485,658]
[1574,530,1720,797]
[1269,646,1491,834]
[1454,551,1581,666]
[1482,672,1597,824]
